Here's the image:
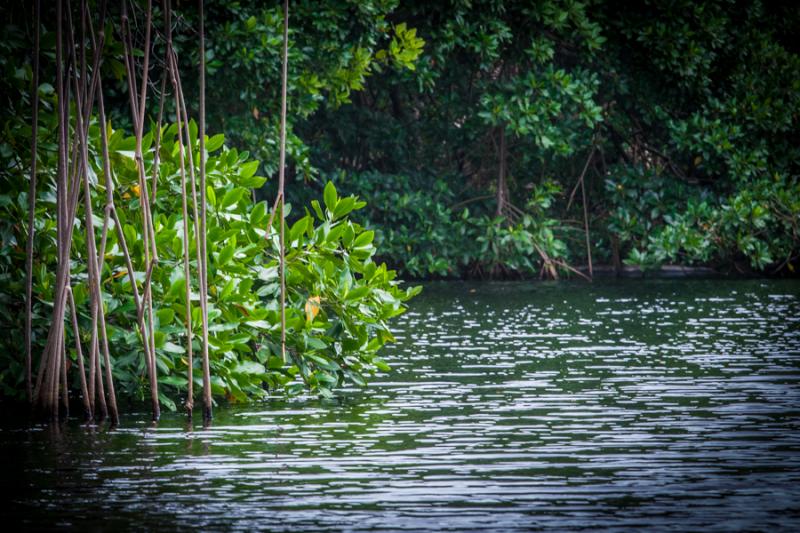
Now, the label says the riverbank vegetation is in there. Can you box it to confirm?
[166,0,799,279]
[0,0,798,420]
[0,1,418,420]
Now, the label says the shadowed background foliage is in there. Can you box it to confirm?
[185,0,800,278]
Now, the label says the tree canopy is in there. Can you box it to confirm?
[165,0,799,278]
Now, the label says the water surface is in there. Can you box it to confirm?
[4,279,800,530]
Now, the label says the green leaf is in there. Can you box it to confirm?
[353,230,375,248]
[246,320,272,330]
[326,223,346,243]
[159,393,177,412]
[206,133,225,152]
[239,161,260,179]
[250,201,267,225]
[305,336,329,350]
[219,278,236,300]
[156,308,175,325]
[234,361,266,376]
[220,187,247,210]
[160,375,188,388]
[240,175,267,189]
[345,286,370,301]
[289,216,310,243]
[345,369,367,387]
[123,224,138,248]
[167,277,186,301]
[323,181,338,213]
[189,119,198,148]
[311,200,325,220]
[218,241,236,265]
[38,82,55,96]
[207,185,216,207]
[374,358,391,372]
[162,341,185,354]
[406,285,423,298]
[306,352,339,371]
[333,197,356,220]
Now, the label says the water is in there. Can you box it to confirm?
[3,279,800,530]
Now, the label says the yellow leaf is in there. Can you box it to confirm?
[305,295,321,322]
[131,184,141,198]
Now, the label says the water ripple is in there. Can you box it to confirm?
[4,279,800,531]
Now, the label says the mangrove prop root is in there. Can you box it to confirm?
[278,0,289,364]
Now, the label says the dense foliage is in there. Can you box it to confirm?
[0,1,420,408]
[0,118,418,405]
[163,0,425,181]
[169,0,798,277]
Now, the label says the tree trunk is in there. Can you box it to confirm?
[495,126,508,218]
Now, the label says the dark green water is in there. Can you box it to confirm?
[3,280,800,531]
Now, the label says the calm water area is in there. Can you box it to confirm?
[3,279,800,530]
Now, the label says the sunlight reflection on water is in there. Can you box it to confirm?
[4,279,800,531]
